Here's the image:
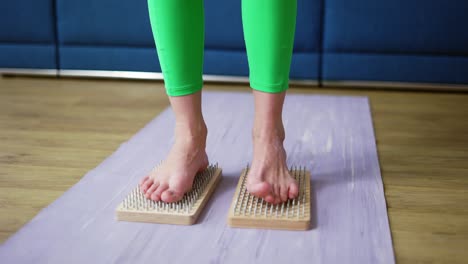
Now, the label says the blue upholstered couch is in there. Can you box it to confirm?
[1,0,468,87]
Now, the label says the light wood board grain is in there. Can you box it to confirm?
[228,168,311,231]
[116,166,222,225]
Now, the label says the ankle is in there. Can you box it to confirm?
[252,123,285,142]
[175,120,207,144]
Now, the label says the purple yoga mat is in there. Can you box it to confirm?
[0,92,394,263]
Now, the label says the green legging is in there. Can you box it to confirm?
[148,0,297,97]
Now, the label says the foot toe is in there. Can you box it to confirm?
[265,194,275,204]
[273,184,281,199]
[161,189,184,203]
[280,185,289,202]
[139,175,149,186]
[246,181,271,198]
[145,182,159,198]
[151,183,168,201]
[275,196,282,204]
[141,178,153,193]
[288,181,299,199]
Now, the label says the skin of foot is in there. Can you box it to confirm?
[139,90,297,204]
[139,91,209,203]
[139,123,208,203]
[246,90,299,204]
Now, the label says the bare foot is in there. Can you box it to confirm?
[139,122,208,203]
[246,125,299,204]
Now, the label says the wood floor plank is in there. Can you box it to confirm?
[1,76,467,263]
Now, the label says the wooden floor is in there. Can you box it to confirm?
[0,76,467,263]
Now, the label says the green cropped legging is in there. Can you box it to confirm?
[148,0,297,97]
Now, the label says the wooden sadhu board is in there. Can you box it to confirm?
[116,164,222,225]
[228,166,311,230]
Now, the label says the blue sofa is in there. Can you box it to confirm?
[55,0,321,80]
[1,0,468,88]
[322,0,468,85]
[0,0,57,69]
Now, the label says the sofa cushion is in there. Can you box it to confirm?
[323,0,468,55]
[323,53,468,84]
[0,0,56,43]
[0,44,56,69]
[205,0,322,52]
[57,0,321,79]
[56,0,153,46]
[59,45,319,79]
[57,0,322,53]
